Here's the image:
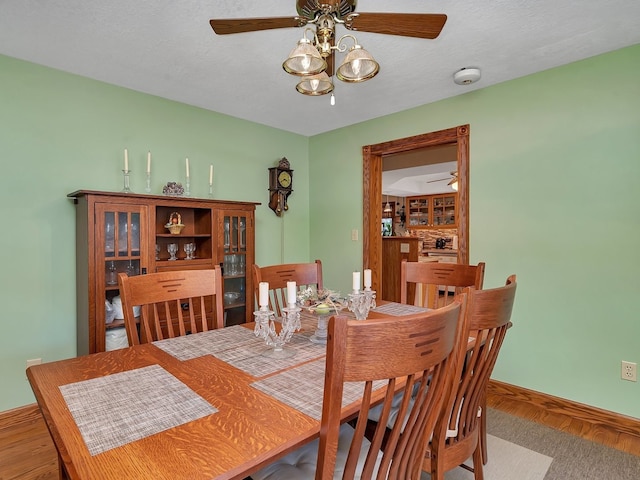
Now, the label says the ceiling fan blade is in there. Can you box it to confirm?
[347,13,447,39]
[210,16,307,35]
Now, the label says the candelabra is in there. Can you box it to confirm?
[347,290,377,320]
[254,304,301,357]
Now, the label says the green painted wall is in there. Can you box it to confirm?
[0,55,310,410]
[309,44,640,418]
[1,45,639,419]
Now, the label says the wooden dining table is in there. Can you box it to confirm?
[27,302,432,480]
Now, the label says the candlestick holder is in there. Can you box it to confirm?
[208,184,214,198]
[122,170,132,193]
[347,290,377,320]
[184,177,191,197]
[253,305,301,357]
[145,173,151,193]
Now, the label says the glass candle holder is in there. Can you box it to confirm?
[184,177,191,197]
[347,290,377,320]
[145,172,151,193]
[122,170,131,193]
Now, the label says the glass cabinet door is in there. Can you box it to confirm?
[220,211,251,326]
[96,203,148,351]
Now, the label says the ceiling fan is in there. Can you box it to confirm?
[427,171,458,190]
[209,1,447,95]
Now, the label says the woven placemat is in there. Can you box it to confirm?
[251,358,386,420]
[214,332,325,377]
[60,364,217,455]
[371,302,429,316]
[153,325,258,360]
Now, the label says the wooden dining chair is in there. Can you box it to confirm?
[252,260,323,316]
[401,259,485,309]
[422,275,517,480]
[251,294,468,480]
[117,267,225,346]
[399,259,487,462]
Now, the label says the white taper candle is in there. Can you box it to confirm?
[259,282,269,307]
[124,149,129,171]
[364,269,372,288]
[287,281,297,305]
[352,271,361,292]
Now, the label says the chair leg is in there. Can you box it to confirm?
[473,445,484,480]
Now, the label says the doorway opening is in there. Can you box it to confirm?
[362,125,470,295]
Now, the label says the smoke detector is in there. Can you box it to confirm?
[453,67,481,85]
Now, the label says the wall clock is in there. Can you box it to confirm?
[268,158,293,216]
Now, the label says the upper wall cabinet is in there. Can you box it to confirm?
[406,193,457,229]
[68,190,259,355]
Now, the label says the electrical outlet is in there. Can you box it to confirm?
[621,361,637,382]
[351,229,358,241]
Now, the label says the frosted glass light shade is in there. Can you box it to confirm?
[336,45,379,83]
[296,72,334,95]
[283,38,327,76]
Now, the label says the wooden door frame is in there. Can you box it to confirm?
[363,125,470,294]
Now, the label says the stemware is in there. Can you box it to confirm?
[167,243,178,261]
[184,243,193,260]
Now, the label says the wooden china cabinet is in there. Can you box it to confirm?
[69,190,258,355]
[406,193,457,229]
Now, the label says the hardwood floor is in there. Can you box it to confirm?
[0,405,59,480]
[487,380,640,457]
[2,382,638,479]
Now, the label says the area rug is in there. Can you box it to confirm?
[420,433,553,480]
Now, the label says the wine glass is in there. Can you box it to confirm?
[167,243,178,261]
[190,243,196,259]
[184,243,192,260]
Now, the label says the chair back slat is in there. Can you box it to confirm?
[317,295,468,480]
[253,260,323,316]
[118,267,224,346]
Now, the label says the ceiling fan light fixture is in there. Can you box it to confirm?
[336,44,379,83]
[296,72,334,96]
[283,36,327,76]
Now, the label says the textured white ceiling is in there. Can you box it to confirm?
[1,0,639,136]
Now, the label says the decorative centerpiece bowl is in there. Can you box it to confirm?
[297,287,347,344]
[162,181,185,196]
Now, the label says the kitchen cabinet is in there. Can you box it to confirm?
[406,193,457,229]
[381,237,420,303]
[69,190,258,355]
